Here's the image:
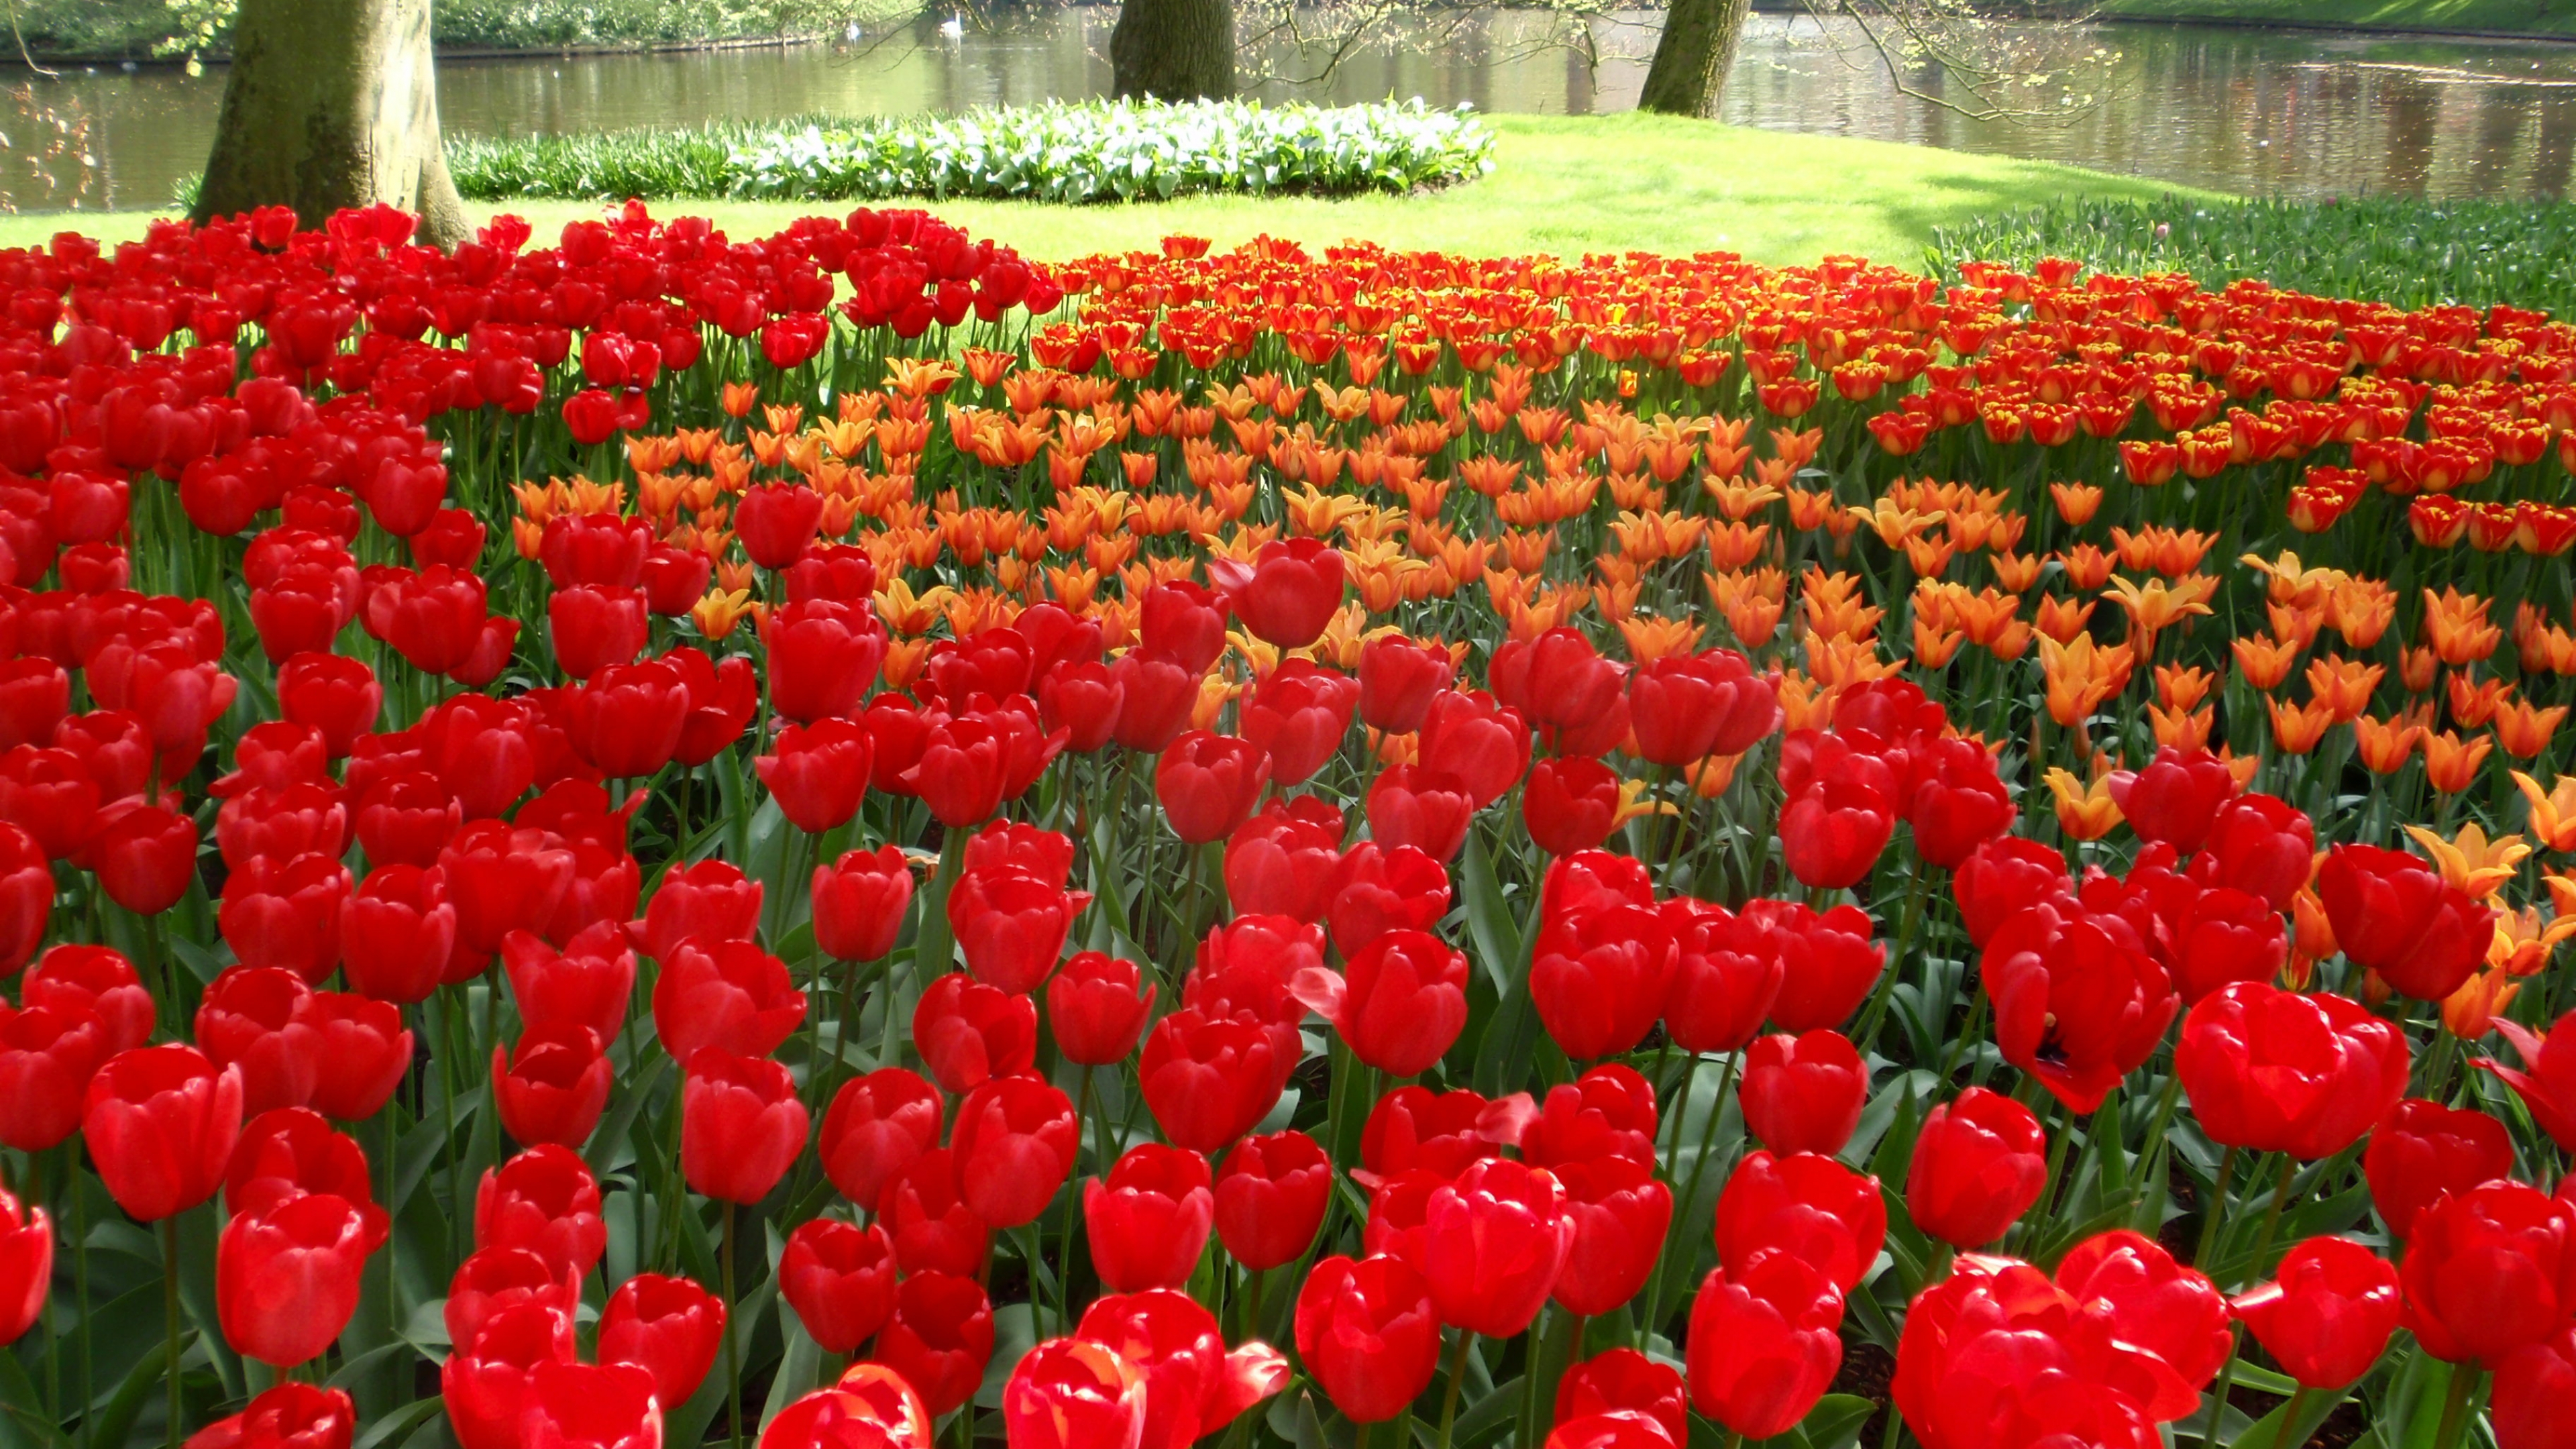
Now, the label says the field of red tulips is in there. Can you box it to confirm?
[1,197,2575,1449]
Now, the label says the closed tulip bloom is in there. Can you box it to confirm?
[1108,655,1201,755]
[299,990,411,1122]
[1047,951,1157,1066]
[1325,842,1451,957]
[2401,1180,2576,1367]
[2159,883,2289,1006]
[1157,731,1272,845]
[0,822,47,974]
[441,1301,578,1449]
[0,1000,104,1152]
[1038,661,1123,753]
[1554,1350,1687,1445]
[1005,1339,1147,1449]
[0,1189,48,1346]
[1658,900,1783,1055]
[1983,904,2176,1114]
[948,866,1089,995]
[443,1248,581,1364]
[546,584,647,681]
[1751,898,1884,1034]
[2364,1098,2515,1239]
[653,937,806,1065]
[1953,836,2076,949]
[493,1024,612,1148]
[1421,1159,1576,1337]
[2316,843,2495,1002]
[2177,982,2408,1159]
[519,1360,661,1449]
[503,923,636,1049]
[873,1271,996,1418]
[1294,928,1468,1077]
[779,1217,898,1354]
[884,1147,991,1279]
[1364,765,1477,865]
[475,1145,608,1283]
[2231,1236,2402,1391]
[84,1044,244,1221]
[1892,1256,2160,1449]
[1210,538,1344,649]
[1544,1413,1674,1449]
[352,772,461,869]
[1238,661,1359,786]
[1213,1130,1331,1271]
[183,1381,356,1449]
[1360,1085,1520,1180]
[674,649,759,766]
[84,800,198,915]
[438,822,575,958]
[1532,900,1674,1061]
[2053,1230,2233,1417]
[1294,1254,1442,1424]
[761,599,885,726]
[2186,792,2316,910]
[1739,1030,1866,1157]
[904,714,1010,828]
[1627,649,1779,766]
[755,720,873,836]
[598,1271,725,1409]
[1905,1087,2047,1249]
[1087,1144,1216,1293]
[567,658,688,781]
[759,1376,932,1449]
[682,1048,810,1205]
[1490,629,1626,742]
[1523,756,1625,858]
[1357,635,1454,735]
[1552,1155,1672,1316]
[1778,770,1894,891]
[951,1072,1078,1228]
[1139,1008,1294,1155]
[2106,746,2237,853]
[224,1108,377,1220]
[1072,1289,1289,1449]
[1686,1248,1845,1439]
[2493,1326,2576,1449]
[1520,1066,1658,1171]
[912,973,1038,1095]
[812,846,914,963]
[1715,1150,1886,1293]
[1224,796,1344,922]
[276,653,382,761]
[216,1191,386,1366]
[633,859,762,965]
[820,1067,943,1214]
[738,480,826,569]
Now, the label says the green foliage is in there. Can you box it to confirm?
[1925,193,2576,316]
[449,99,1501,205]
[5,0,908,60]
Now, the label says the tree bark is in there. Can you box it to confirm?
[1638,0,1753,118]
[192,0,471,249]
[1110,0,1237,102]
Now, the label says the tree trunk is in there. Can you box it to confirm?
[1638,0,1753,118]
[1110,0,1236,102]
[192,0,470,249]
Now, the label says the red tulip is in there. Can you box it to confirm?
[0,999,102,1151]
[183,1382,356,1449]
[1364,765,1475,864]
[299,990,411,1122]
[85,1044,245,1221]
[1047,951,1157,1066]
[653,936,806,1064]
[779,1216,898,1354]
[83,800,198,915]
[674,649,758,765]
[1358,1085,1517,1179]
[738,481,826,570]
[2186,792,2315,910]
[1324,841,1450,957]
[0,822,46,974]
[519,1361,661,1449]
[217,1191,384,1366]
[2178,981,2408,1159]
[1212,1130,1330,1272]
[1745,898,1882,1033]
[1421,1159,1575,1336]
[1491,629,1626,743]
[223,1108,376,1220]
[1741,1029,1866,1157]
[813,846,914,963]
[2364,1097,2514,1240]
[2401,1180,2576,1367]
[1110,655,1201,755]
[1626,649,1778,767]
[951,1072,1077,1228]
[948,864,1089,995]
[1209,539,1344,649]
[1532,896,1673,1061]
[2316,843,2495,1002]
[1038,660,1123,753]
[2054,1229,2233,1415]
[1522,756,1625,857]
[1224,796,1344,922]
[1893,1256,2158,1449]
[820,1067,943,1214]
[1658,899,1782,1054]
[1554,1350,1686,1446]
[759,1373,931,1449]
[276,653,382,760]
[761,599,885,726]
[546,584,647,680]
[1294,1254,1441,1423]
[1293,927,1467,1077]
[0,745,101,859]
[904,714,1010,828]
[682,1047,810,1205]
[1903,736,2015,869]
[1357,636,1454,735]
[1983,903,2176,1114]
[912,972,1038,1095]
[2107,746,2236,853]
[444,1248,581,1363]
[23,945,146,1053]
[440,1303,578,1449]
[1552,1155,1671,1316]
[1087,1144,1216,1293]
[1237,661,1358,787]
[1071,1289,1289,1449]
[1138,582,1228,674]
[0,1188,48,1346]
[873,1271,995,1418]
[474,1145,608,1282]
[2231,1236,2400,1391]
[755,719,873,836]
[633,858,762,965]
[1157,731,1273,845]
[0,662,68,755]
[884,1147,990,1279]
[352,771,461,869]
[1715,1150,1886,1293]
[1520,1066,1658,1171]
[439,822,575,958]
[493,1024,612,1148]
[1686,1248,1845,1438]
[1006,1339,1148,1449]
[1905,1087,2047,1249]
[1139,1008,1293,1155]
[1778,768,1894,891]
[2484,1009,2576,1152]
[599,1271,726,1408]
[502,922,635,1049]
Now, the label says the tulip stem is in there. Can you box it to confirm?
[1433,1332,1470,1449]
[2192,1145,2237,1273]
[2242,1155,2297,1290]
[162,1215,182,1449]
[1641,1047,1739,1342]
[1055,1065,1093,1336]
[2268,1387,2310,1449]
[723,1200,745,1449]
[2431,1364,2481,1449]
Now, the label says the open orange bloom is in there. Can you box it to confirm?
[2045,767,2121,841]
[2231,633,2301,692]
[2516,772,2576,852]
[2493,698,2570,759]
[2267,697,2335,755]
[2422,587,2504,665]
[2422,729,2496,794]
[2354,714,2422,774]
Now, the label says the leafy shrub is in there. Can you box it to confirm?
[1927,193,2576,315]
[448,99,1499,204]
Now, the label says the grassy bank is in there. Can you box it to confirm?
[0,115,2211,267]
[2093,0,2576,38]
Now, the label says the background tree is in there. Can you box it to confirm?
[1111,0,1239,100]
[1642,0,2114,120]
[190,0,472,248]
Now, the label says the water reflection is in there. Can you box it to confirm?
[11,11,2576,210]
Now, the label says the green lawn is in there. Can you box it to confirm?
[2097,0,2576,36]
[0,114,2220,267]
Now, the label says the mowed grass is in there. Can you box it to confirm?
[2096,0,2576,36]
[0,113,2219,267]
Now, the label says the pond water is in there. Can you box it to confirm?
[11,9,2576,211]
